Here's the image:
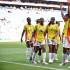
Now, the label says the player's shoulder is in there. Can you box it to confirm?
[54,23,58,27]
[35,24,39,27]
[31,24,34,26]
[24,24,28,27]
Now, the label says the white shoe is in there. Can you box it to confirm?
[43,62,48,65]
[55,55,58,60]
[38,60,41,63]
[32,61,37,64]
[55,58,58,60]
[59,63,65,66]
[65,60,69,63]
[49,59,53,63]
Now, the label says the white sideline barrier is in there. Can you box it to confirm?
[0,1,68,8]
[0,40,19,42]
[0,1,66,41]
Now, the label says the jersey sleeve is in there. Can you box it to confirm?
[68,18,70,28]
[24,25,27,31]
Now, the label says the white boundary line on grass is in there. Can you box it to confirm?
[0,60,63,70]
[68,66,70,68]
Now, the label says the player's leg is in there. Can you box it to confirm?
[60,37,69,65]
[41,45,48,64]
[52,45,57,62]
[65,48,70,62]
[32,42,39,64]
[48,39,53,63]
[48,44,53,63]
[60,48,69,66]
[41,41,48,64]
[38,47,42,63]
[51,39,57,61]
[68,48,70,58]
[29,41,34,60]
[60,43,69,66]
[55,44,59,60]
[26,41,31,60]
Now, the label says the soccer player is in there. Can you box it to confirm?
[32,18,48,64]
[32,19,41,64]
[60,4,70,66]
[21,17,34,60]
[46,17,59,63]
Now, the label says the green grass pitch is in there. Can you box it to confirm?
[0,42,70,70]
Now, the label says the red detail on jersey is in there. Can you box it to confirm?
[67,27,70,44]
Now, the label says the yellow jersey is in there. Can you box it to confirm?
[35,24,46,42]
[56,26,61,44]
[24,24,34,41]
[46,23,59,40]
[67,18,70,43]
[63,18,70,37]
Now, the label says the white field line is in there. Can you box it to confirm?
[68,66,70,68]
[0,60,64,70]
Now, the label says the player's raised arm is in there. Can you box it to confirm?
[68,4,70,18]
[60,4,65,19]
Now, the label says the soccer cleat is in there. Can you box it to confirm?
[38,60,41,63]
[43,62,48,65]
[32,61,37,64]
[55,58,58,60]
[49,59,53,63]
[59,63,65,66]
[65,60,69,63]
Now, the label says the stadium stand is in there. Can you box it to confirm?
[0,0,68,41]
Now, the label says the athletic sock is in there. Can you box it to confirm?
[26,48,30,59]
[32,52,36,62]
[63,54,68,63]
[42,52,46,63]
[55,53,58,60]
[49,53,53,63]
[52,53,57,61]
[38,55,41,63]
[30,47,34,60]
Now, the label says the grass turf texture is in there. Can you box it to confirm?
[0,42,70,70]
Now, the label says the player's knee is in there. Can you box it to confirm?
[38,48,41,56]
[42,48,46,52]
[34,47,38,53]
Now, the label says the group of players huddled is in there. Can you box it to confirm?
[21,4,70,66]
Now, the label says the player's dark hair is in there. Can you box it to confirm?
[27,17,31,25]
[40,18,44,25]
